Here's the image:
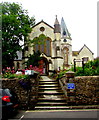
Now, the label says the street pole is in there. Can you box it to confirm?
[82,58,84,73]
[74,59,76,72]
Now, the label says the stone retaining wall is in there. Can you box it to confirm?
[75,76,99,105]
[59,76,99,105]
[2,73,40,110]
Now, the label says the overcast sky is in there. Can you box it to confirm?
[2,0,98,58]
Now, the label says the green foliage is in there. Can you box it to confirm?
[74,67,94,76]
[3,72,15,78]
[57,70,68,79]
[73,67,83,76]
[50,70,68,80]
[25,50,41,67]
[15,74,30,79]
[30,34,47,46]
[1,2,35,68]
[51,58,99,79]
[74,58,99,76]
[3,72,29,79]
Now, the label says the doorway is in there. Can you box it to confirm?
[38,57,49,75]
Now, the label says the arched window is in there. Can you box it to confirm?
[63,47,69,65]
[34,36,51,56]
[41,44,44,53]
[46,39,51,56]
[35,44,39,52]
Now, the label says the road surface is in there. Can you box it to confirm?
[9,109,99,120]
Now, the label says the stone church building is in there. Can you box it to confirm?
[14,16,94,74]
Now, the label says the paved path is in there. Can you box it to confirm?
[41,76,52,80]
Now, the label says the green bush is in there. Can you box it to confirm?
[74,67,84,76]
[15,74,30,79]
[74,58,99,76]
[57,70,68,79]
[58,58,99,77]
[3,73,29,79]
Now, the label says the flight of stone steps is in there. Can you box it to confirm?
[34,76,68,110]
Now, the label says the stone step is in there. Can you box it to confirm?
[39,79,57,81]
[38,97,66,102]
[36,102,67,106]
[39,87,60,90]
[39,81,58,84]
[39,83,59,86]
[34,76,68,110]
[38,94,65,97]
[38,91,64,95]
[35,106,69,110]
[39,82,58,85]
[38,89,62,92]
[39,84,59,87]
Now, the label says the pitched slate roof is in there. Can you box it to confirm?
[61,17,72,40]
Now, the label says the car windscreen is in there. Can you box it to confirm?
[0,89,12,97]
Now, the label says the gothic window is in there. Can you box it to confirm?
[40,27,45,32]
[46,40,51,56]
[34,37,51,56]
[63,39,67,42]
[63,30,66,35]
[35,44,39,52]
[63,47,69,65]
[41,44,45,53]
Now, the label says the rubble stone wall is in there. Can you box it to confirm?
[74,76,99,105]
[59,76,99,105]
[2,73,40,110]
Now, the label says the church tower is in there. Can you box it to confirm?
[54,15,61,57]
[60,17,72,68]
[53,16,64,70]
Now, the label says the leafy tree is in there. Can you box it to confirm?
[25,50,41,67]
[30,34,47,46]
[1,2,35,68]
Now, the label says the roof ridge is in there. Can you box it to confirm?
[79,44,94,54]
[33,20,54,29]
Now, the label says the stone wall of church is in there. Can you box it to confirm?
[54,58,64,70]
[29,22,54,41]
[68,45,72,66]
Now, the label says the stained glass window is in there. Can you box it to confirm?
[40,44,44,53]
[46,40,51,56]
[35,44,39,52]
[34,38,51,56]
